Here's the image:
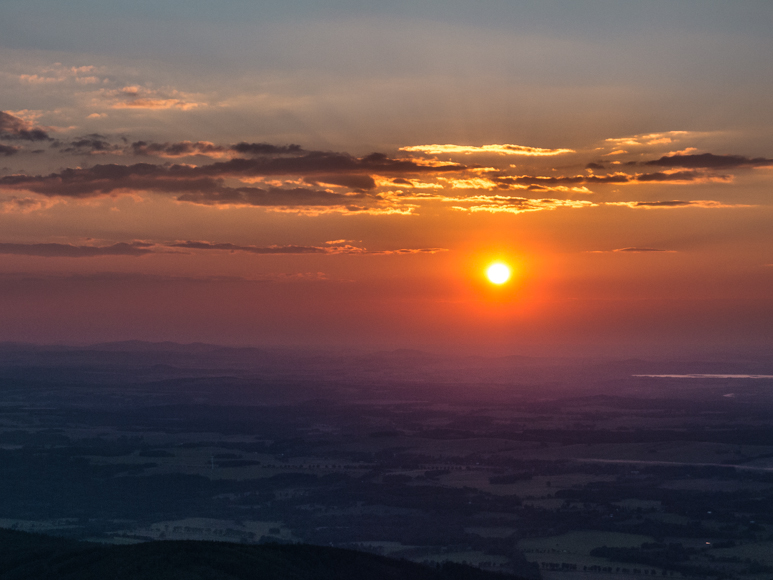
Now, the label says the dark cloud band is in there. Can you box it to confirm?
[645,153,773,169]
[0,242,152,258]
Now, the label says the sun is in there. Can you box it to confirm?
[486,262,511,285]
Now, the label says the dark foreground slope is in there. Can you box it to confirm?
[0,529,525,580]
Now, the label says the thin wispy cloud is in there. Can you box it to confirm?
[0,242,152,258]
[447,195,595,215]
[169,240,446,255]
[400,143,574,156]
[0,240,447,258]
[587,247,676,253]
[102,86,203,110]
[18,64,102,85]
[607,200,753,209]
[605,131,692,147]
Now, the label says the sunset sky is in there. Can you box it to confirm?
[1,1,771,355]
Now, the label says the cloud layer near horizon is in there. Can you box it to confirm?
[0,240,447,258]
[1,112,760,216]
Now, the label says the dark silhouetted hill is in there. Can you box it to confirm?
[0,529,529,580]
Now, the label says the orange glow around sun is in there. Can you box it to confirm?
[486,262,511,285]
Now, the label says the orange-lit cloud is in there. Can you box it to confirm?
[605,131,691,147]
[607,200,753,209]
[101,87,203,110]
[667,147,698,156]
[18,64,102,85]
[632,170,733,183]
[588,247,677,253]
[383,178,443,189]
[0,196,59,214]
[491,169,731,189]
[438,177,499,189]
[448,195,595,214]
[444,195,750,215]
[492,172,629,189]
[399,143,575,156]
[2,120,765,221]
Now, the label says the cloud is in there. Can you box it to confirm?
[490,169,728,190]
[606,131,690,147]
[633,170,731,183]
[64,139,307,160]
[438,177,499,190]
[493,173,630,189]
[131,140,226,158]
[175,186,372,209]
[18,64,101,85]
[0,239,447,258]
[0,196,58,214]
[0,150,464,212]
[168,240,446,255]
[166,150,461,179]
[644,153,773,169]
[1,157,715,205]
[2,124,764,220]
[386,179,443,189]
[303,174,377,191]
[400,143,574,156]
[15,65,205,113]
[0,111,52,141]
[59,134,119,155]
[373,247,447,255]
[613,247,672,252]
[608,200,752,209]
[169,241,326,254]
[447,195,595,214]
[587,247,676,253]
[230,142,304,156]
[0,144,19,157]
[0,164,411,213]
[0,163,218,198]
[101,86,202,110]
[443,194,749,215]
[0,242,152,258]
[667,147,697,156]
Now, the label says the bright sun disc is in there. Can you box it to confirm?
[486,263,511,285]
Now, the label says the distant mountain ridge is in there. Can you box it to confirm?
[0,529,527,580]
